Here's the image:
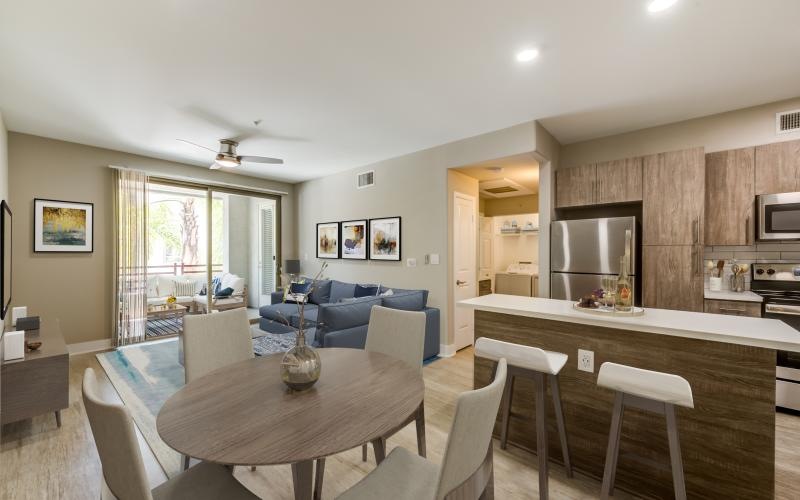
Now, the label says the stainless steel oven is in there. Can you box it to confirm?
[758,192,800,240]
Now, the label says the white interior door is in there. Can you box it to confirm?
[258,202,276,306]
[453,192,477,351]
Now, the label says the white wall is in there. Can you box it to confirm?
[295,121,541,350]
[0,111,7,337]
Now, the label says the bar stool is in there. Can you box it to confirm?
[597,362,694,500]
[474,337,572,500]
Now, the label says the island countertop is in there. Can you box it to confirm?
[459,293,800,352]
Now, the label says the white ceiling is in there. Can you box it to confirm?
[1,1,799,183]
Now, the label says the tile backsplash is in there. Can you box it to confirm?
[703,242,800,290]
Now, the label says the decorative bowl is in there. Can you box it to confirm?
[26,341,42,351]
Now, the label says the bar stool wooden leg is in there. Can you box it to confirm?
[534,372,549,500]
[549,374,572,478]
[601,392,625,499]
[665,404,687,500]
[499,375,515,450]
[416,402,427,457]
[361,443,368,461]
[314,458,325,500]
[183,454,190,471]
[372,437,387,464]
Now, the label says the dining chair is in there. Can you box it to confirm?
[183,307,254,469]
[314,305,427,499]
[82,368,258,500]
[335,358,508,500]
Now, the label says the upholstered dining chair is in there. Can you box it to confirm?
[82,368,258,500]
[183,308,254,469]
[314,305,427,499]
[336,358,508,500]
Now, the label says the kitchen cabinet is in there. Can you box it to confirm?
[643,147,705,246]
[755,139,800,195]
[643,245,703,312]
[595,157,643,204]
[704,299,761,318]
[705,148,755,246]
[555,164,595,208]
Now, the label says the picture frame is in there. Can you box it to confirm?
[34,198,94,253]
[316,221,340,259]
[341,219,367,260]
[369,216,401,261]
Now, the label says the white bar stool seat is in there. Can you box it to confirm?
[475,337,568,375]
[597,362,693,500]
[474,337,572,500]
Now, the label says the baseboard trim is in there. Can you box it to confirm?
[438,343,457,358]
[68,338,112,355]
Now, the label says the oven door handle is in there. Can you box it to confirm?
[765,303,800,316]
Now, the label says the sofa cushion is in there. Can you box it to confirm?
[290,281,312,295]
[290,307,319,329]
[157,276,176,297]
[146,276,159,297]
[215,287,234,297]
[260,303,305,326]
[308,279,332,305]
[329,280,356,303]
[380,286,428,307]
[220,273,245,294]
[354,284,379,298]
[317,296,381,332]
[381,290,425,311]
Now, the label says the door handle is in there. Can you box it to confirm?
[456,280,467,286]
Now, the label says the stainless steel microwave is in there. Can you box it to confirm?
[758,192,800,240]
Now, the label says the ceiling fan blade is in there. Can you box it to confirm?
[239,155,284,165]
[209,162,222,170]
[177,138,217,153]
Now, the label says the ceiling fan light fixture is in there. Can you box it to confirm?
[215,154,240,168]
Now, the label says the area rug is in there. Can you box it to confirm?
[146,317,182,338]
[96,330,299,478]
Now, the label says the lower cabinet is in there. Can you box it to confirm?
[704,299,761,317]
[643,245,704,312]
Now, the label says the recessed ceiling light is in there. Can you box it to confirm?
[647,0,678,13]
[516,48,539,63]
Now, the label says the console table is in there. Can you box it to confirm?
[1,319,69,427]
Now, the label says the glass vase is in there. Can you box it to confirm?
[280,329,321,391]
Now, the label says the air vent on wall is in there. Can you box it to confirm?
[777,109,800,134]
[357,170,374,189]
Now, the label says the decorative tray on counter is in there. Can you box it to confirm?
[572,302,645,317]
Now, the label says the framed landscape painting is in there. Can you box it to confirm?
[316,222,340,259]
[369,217,401,261]
[34,198,94,253]
[341,219,367,260]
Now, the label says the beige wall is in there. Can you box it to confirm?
[447,170,479,348]
[482,194,538,217]
[295,121,540,352]
[560,97,800,168]
[8,133,296,345]
[0,112,7,337]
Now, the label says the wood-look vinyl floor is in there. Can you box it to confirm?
[2,347,799,499]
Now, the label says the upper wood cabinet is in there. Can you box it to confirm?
[643,147,705,246]
[754,139,800,195]
[555,164,595,208]
[595,157,643,205]
[643,245,704,312]
[705,148,755,246]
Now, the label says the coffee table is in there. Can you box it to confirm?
[147,303,187,322]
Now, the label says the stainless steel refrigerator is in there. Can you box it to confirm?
[550,216,639,303]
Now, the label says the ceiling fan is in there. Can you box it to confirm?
[177,138,284,169]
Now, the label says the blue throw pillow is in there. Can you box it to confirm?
[215,287,234,297]
[290,281,312,294]
[354,284,379,297]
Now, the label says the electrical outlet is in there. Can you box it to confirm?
[578,349,594,373]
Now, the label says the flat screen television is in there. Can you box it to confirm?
[1,200,11,320]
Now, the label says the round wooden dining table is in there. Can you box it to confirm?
[157,348,425,500]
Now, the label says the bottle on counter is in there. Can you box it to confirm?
[615,255,633,312]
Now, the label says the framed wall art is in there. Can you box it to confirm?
[341,219,367,260]
[316,222,340,259]
[34,198,94,253]
[369,216,401,261]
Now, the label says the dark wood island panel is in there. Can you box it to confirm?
[473,310,775,500]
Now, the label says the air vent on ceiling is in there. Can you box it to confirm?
[357,170,374,189]
[777,109,800,134]
[485,186,519,194]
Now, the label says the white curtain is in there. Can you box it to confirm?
[113,168,148,346]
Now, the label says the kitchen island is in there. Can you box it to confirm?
[460,294,800,500]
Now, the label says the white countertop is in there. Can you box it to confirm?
[703,289,763,303]
[459,294,800,352]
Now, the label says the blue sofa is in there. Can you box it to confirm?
[259,279,440,360]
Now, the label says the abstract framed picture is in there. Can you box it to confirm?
[369,216,401,261]
[34,198,94,253]
[341,219,367,260]
[316,222,340,259]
